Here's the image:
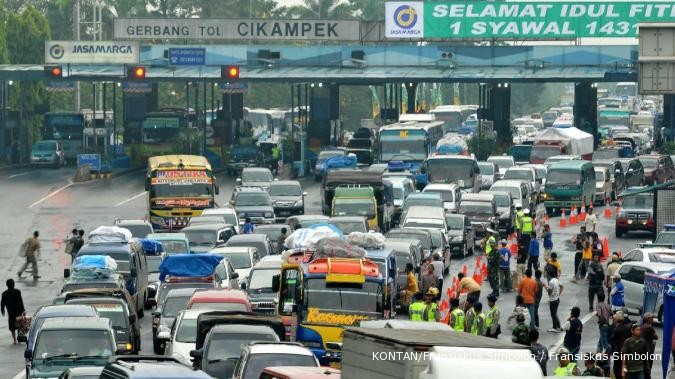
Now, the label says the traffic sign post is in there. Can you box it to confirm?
[77,153,102,172]
[168,48,206,66]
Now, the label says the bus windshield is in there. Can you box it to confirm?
[303,279,383,320]
[546,170,581,187]
[426,159,475,188]
[379,130,427,161]
[531,146,562,161]
[142,117,180,144]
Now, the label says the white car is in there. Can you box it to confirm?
[163,309,209,365]
[621,247,675,264]
[617,261,673,321]
[202,207,240,227]
[502,167,539,201]
[209,246,260,285]
[232,342,320,379]
[422,183,461,213]
[487,155,515,179]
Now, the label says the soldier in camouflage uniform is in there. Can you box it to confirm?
[511,313,531,346]
[483,229,500,297]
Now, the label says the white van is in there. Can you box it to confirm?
[419,346,544,379]
[402,206,447,232]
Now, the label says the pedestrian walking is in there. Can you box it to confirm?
[574,238,593,282]
[533,270,544,329]
[544,252,561,281]
[484,229,500,297]
[585,207,598,233]
[484,293,501,338]
[276,227,287,254]
[527,232,540,271]
[529,329,549,375]
[17,231,41,280]
[464,296,476,333]
[610,273,625,312]
[514,203,524,237]
[511,314,530,345]
[422,288,440,322]
[621,324,649,379]
[588,253,605,311]
[400,263,419,307]
[448,298,465,332]
[471,302,486,336]
[456,272,481,301]
[562,306,583,358]
[546,270,563,333]
[408,292,425,321]
[610,312,632,379]
[553,347,582,376]
[498,239,512,293]
[241,218,255,234]
[0,279,25,344]
[518,269,537,329]
[516,237,528,285]
[606,253,621,298]
[420,264,438,295]
[573,226,587,279]
[641,313,658,379]
[542,224,553,261]
[595,292,612,353]
[65,228,78,263]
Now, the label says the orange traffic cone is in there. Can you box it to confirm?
[481,262,488,280]
[472,269,483,285]
[602,237,609,259]
[462,264,468,276]
[580,204,587,222]
[570,206,578,225]
[559,209,568,228]
[603,198,613,218]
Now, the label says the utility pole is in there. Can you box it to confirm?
[73,0,80,111]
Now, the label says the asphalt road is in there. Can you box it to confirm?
[0,165,668,378]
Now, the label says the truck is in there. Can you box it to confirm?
[322,170,394,233]
[434,134,468,155]
[529,126,594,164]
[332,186,380,231]
[341,326,539,379]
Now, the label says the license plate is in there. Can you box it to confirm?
[279,211,290,216]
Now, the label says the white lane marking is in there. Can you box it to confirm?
[12,369,25,379]
[28,181,73,209]
[8,171,31,178]
[115,191,147,207]
[549,310,597,352]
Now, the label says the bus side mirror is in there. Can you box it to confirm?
[64,268,70,279]
[272,274,280,293]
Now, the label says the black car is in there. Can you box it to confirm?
[638,154,675,185]
[444,213,475,258]
[231,187,276,224]
[226,145,263,177]
[616,188,654,238]
[243,257,282,314]
[269,180,306,220]
[618,158,646,187]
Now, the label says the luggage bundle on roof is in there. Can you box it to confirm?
[314,237,367,259]
[71,255,119,280]
[159,254,223,282]
[139,238,163,256]
[88,226,133,244]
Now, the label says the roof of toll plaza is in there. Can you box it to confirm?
[0,44,637,83]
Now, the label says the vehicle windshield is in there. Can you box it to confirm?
[142,118,180,144]
[190,302,249,312]
[34,329,113,360]
[478,163,494,175]
[423,189,455,202]
[231,146,258,158]
[318,150,344,160]
[220,252,252,269]
[489,186,519,201]
[153,240,189,255]
[253,227,283,241]
[404,218,444,229]
[487,157,514,170]
[655,232,675,245]
[392,187,404,200]
[118,225,151,238]
[379,130,428,161]
[92,304,127,330]
[616,84,636,97]
[504,170,533,181]
[78,252,130,272]
[236,193,272,206]
[33,141,57,151]
[175,317,198,343]
[206,332,277,361]
[158,284,211,306]
[403,198,441,211]
[621,194,653,208]
[184,230,216,246]
[248,268,280,292]
[492,195,510,208]
[546,170,581,187]
[445,216,464,230]
[334,199,375,218]
[531,146,561,161]
[330,221,367,234]
[459,202,494,215]
[303,279,383,319]
[640,159,659,169]
[226,241,266,255]
[147,257,162,273]
[426,159,475,188]
[595,170,606,182]
[389,233,431,249]
[593,149,619,160]
[162,295,191,318]
[243,354,317,379]
[243,171,273,183]
[269,184,302,196]
[648,253,675,264]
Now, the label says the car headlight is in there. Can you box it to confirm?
[294,200,304,207]
[264,212,273,218]
[117,342,133,352]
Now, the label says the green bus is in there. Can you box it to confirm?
[541,160,596,215]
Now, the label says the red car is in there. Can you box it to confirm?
[187,289,252,312]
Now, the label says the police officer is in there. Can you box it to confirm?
[471,302,486,336]
[520,208,534,254]
[448,298,465,331]
[271,144,281,175]
[514,203,524,236]
[553,347,581,376]
[484,228,500,297]
[484,293,501,338]
[422,288,440,322]
[408,292,425,321]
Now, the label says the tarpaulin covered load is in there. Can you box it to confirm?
[71,255,119,280]
[314,237,366,259]
[533,126,594,156]
[323,154,358,174]
[139,238,163,256]
[285,226,344,250]
[435,134,468,155]
[159,254,223,282]
[88,226,133,244]
[346,232,386,249]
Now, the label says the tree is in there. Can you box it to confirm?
[351,0,383,21]
[285,0,355,19]
[200,0,279,18]
[145,0,199,17]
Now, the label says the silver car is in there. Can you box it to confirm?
[30,140,65,168]
[478,162,497,190]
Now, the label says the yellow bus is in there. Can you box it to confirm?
[145,155,218,231]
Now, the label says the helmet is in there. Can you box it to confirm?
[523,209,530,215]
[426,287,439,296]
[515,203,522,208]
[556,347,570,355]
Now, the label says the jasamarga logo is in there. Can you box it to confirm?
[71,44,134,54]
[386,2,424,37]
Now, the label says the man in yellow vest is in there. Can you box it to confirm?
[271,145,281,175]
[520,208,534,256]
[448,298,464,331]
[422,288,440,322]
[483,228,499,297]
[471,301,486,336]
[553,347,581,376]
[408,292,425,321]
[514,203,524,236]
[484,293,501,338]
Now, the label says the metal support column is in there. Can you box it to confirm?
[664,95,675,143]
[405,83,418,113]
[491,83,511,145]
[574,82,598,148]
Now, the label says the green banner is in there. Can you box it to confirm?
[385,1,675,39]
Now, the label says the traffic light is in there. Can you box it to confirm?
[127,66,146,79]
[45,65,63,78]
[222,65,239,80]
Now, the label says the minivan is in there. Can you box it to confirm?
[541,160,596,215]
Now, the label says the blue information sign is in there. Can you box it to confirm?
[168,48,206,66]
[77,153,101,171]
